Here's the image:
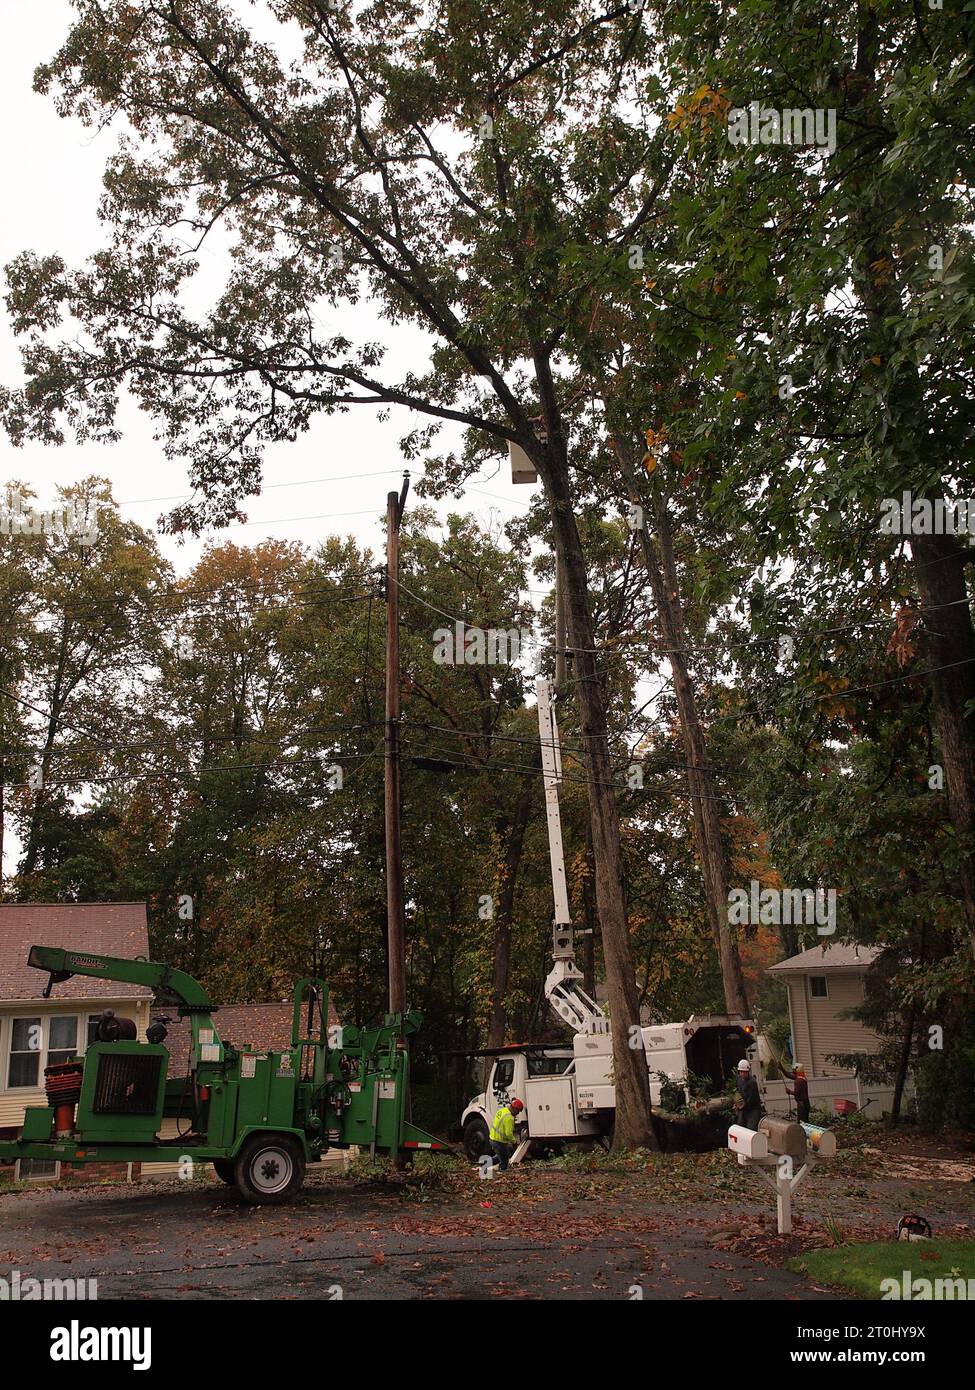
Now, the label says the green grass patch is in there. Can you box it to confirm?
[789,1240,975,1299]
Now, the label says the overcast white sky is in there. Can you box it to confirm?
[0,3,671,886]
[0,0,532,571]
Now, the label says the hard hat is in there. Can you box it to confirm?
[509,1098,524,1113]
[794,1066,806,1076]
[737,1059,751,1072]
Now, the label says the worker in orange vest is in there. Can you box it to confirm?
[786,1066,810,1123]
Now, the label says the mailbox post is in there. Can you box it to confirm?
[728,1120,836,1235]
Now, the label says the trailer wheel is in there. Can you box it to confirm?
[212,1159,235,1185]
[234,1134,306,1204]
[462,1117,491,1164]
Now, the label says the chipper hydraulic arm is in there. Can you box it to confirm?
[0,945,446,1203]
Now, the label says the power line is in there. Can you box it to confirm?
[4,747,388,793]
[222,508,385,529]
[396,576,531,630]
[0,682,384,758]
[404,718,717,773]
[7,580,381,627]
[560,596,975,661]
[118,469,406,506]
[744,655,975,720]
[399,735,732,803]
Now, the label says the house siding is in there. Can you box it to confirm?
[805,972,873,1074]
[788,981,816,1076]
[782,971,876,1078]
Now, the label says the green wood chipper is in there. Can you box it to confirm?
[0,945,446,1203]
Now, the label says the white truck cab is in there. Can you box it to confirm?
[460,1046,600,1161]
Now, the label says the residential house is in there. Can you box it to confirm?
[762,942,910,1118]
[0,902,153,1183]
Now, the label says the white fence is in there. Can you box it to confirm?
[761,1074,913,1120]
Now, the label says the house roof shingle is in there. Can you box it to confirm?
[767,942,880,975]
[162,1000,340,1076]
[0,903,153,1001]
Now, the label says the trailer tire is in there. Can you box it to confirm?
[212,1158,235,1184]
[234,1134,306,1204]
[462,1117,491,1164]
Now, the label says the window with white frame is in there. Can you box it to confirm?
[7,1017,43,1088]
[5,1014,84,1089]
[15,1158,60,1181]
[47,1015,79,1067]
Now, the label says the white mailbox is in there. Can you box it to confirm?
[727,1124,769,1159]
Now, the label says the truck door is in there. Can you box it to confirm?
[489,1056,515,1121]
[486,1055,531,1140]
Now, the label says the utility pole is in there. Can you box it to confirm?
[385,474,410,1018]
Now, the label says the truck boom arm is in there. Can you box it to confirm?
[536,678,607,1035]
[544,957,605,1033]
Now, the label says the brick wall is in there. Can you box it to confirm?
[58,1162,141,1185]
[1,1158,140,1185]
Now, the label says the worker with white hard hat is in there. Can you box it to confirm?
[733,1057,763,1131]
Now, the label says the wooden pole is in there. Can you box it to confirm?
[385,479,409,1017]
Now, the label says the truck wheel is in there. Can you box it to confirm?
[212,1159,235,1185]
[463,1117,491,1164]
[529,1140,564,1160]
[234,1134,306,1204]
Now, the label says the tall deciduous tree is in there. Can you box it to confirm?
[2,0,676,1144]
[646,0,975,960]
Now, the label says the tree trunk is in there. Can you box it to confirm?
[486,769,535,1049]
[911,532,975,954]
[534,435,656,1150]
[630,476,750,1015]
[19,623,70,884]
[889,1002,917,1127]
[778,921,800,960]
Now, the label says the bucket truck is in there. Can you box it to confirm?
[460,677,759,1161]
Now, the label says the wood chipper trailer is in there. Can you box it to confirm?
[0,945,446,1203]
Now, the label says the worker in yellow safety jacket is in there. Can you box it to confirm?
[489,1098,524,1171]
